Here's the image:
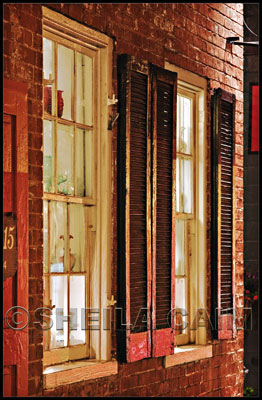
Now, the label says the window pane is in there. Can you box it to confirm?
[183,158,193,214]
[182,97,192,155]
[175,277,187,334]
[57,44,74,120]
[50,276,68,349]
[43,200,49,273]
[176,157,181,212]
[57,124,74,195]
[69,204,86,273]
[43,38,54,80]
[43,120,55,193]
[50,201,67,273]
[175,219,185,276]
[75,129,85,197]
[43,276,50,351]
[70,276,86,345]
[43,39,55,115]
[176,96,180,153]
[85,130,94,198]
[76,53,93,125]
[177,95,192,155]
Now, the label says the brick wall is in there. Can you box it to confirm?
[3,3,244,397]
[43,338,244,397]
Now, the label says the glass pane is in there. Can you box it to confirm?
[43,200,49,273]
[75,129,85,197]
[69,204,86,273]
[176,157,181,212]
[183,158,193,214]
[43,39,55,115]
[175,278,187,335]
[85,130,93,198]
[176,96,180,152]
[50,202,67,273]
[70,276,86,345]
[43,120,54,193]
[177,95,192,155]
[182,97,192,155]
[76,52,93,125]
[50,276,68,349]
[57,44,74,120]
[175,219,185,276]
[57,124,74,195]
[43,276,50,351]
[43,38,55,80]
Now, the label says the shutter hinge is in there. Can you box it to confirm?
[107,94,118,106]
[108,113,119,130]
[107,295,117,307]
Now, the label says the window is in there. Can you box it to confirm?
[42,7,113,366]
[165,63,208,349]
[175,89,195,346]
[117,57,207,363]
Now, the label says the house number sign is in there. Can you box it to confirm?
[3,213,17,280]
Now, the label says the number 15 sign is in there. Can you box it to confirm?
[3,213,17,280]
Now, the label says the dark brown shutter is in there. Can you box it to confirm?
[211,88,235,339]
[117,56,177,362]
[152,66,177,357]
[117,55,152,362]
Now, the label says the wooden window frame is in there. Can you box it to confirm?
[42,6,113,367]
[165,62,208,348]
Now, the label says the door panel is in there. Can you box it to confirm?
[3,79,29,396]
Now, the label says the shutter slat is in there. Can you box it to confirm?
[211,88,235,340]
[129,70,148,333]
[155,80,173,330]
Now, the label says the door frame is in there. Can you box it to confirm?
[4,78,29,396]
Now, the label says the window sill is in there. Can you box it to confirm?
[164,344,213,368]
[43,359,118,389]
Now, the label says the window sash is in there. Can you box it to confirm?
[43,30,97,203]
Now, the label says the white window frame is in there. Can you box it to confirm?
[165,62,207,347]
[42,6,113,367]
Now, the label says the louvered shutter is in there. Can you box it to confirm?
[211,88,235,339]
[151,67,176,356]
[117,56,177,362]
[117,55,152,362]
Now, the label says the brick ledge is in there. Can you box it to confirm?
[43,359,118,389]
[164,345,213,368]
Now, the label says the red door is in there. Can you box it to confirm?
[3,79,29,396]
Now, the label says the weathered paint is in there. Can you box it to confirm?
[127,332,149,363]
[4,79,29,396]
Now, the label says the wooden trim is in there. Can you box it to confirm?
[4,79,29,396]
[164,345,212,368]
[44,359,118,389]
[43,193,96,205]
[42,6,111,49]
